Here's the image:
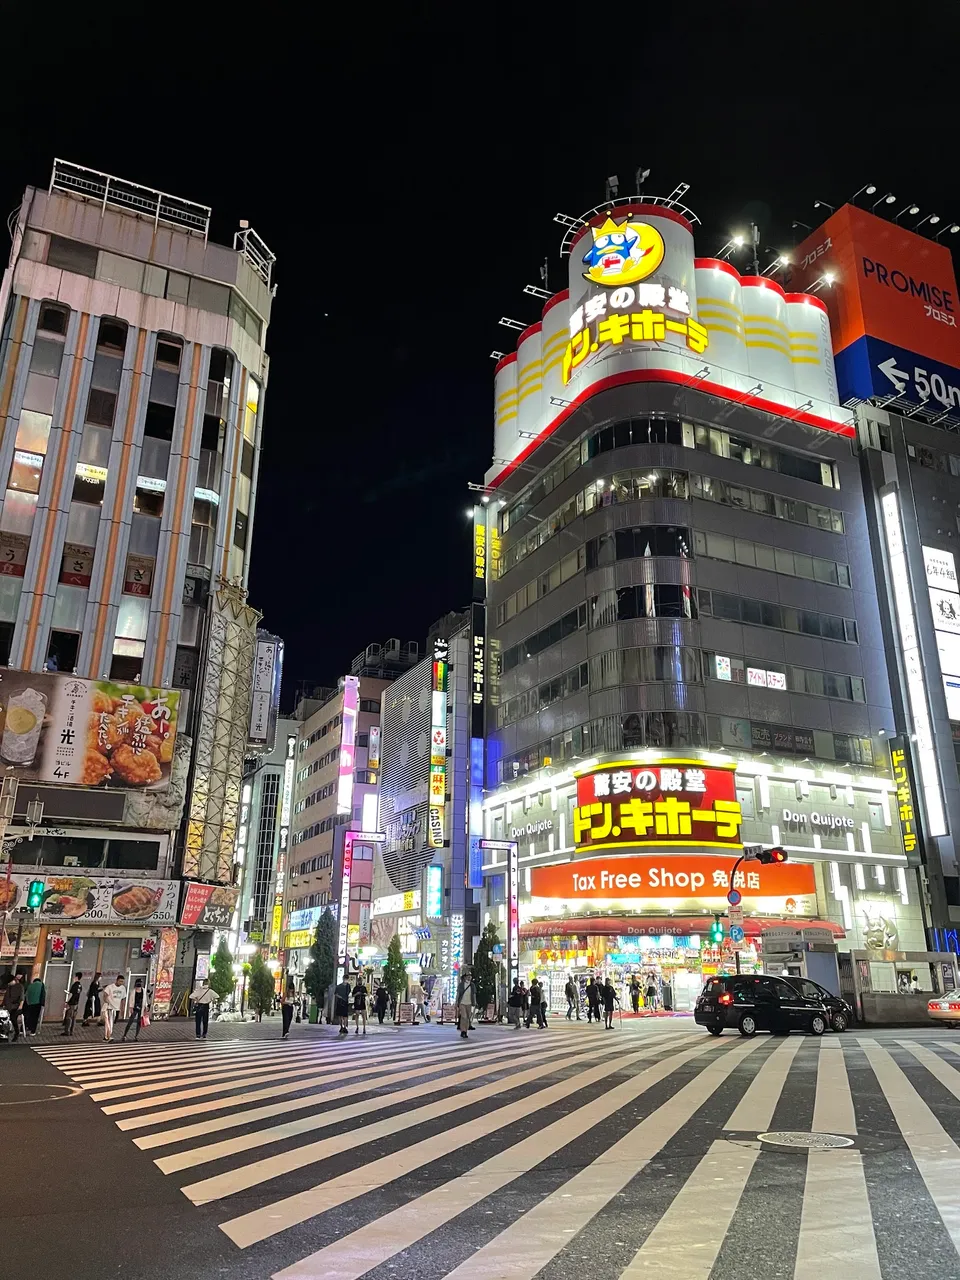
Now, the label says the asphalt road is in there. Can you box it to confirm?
[4,1018,960,1279]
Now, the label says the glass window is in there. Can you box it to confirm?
[15,410,51,455]
[844,619,859,643]
[30,338,65,378]
[754,542,777,571]
[794,553,815,581]
[8,450,43,494]
[821,615,845,642]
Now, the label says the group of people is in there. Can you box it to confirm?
[567,975,621,1028]
[507,978,548,1028]
[1,970,146,1042]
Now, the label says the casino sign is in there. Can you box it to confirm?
[572,759,743,852]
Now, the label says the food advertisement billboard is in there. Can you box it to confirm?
[788,205,960,406]
[0,668,180,790]
[0,873,179,925]
[179,881,240,928]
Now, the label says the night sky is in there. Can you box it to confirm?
[4,8,960,701]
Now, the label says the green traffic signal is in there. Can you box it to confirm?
[709,916,724,944]
[26,879,44,911]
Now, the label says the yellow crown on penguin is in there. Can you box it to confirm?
[591,214,632,242]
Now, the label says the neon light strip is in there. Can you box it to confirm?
[881,490,946,837]
[336,676,359,816]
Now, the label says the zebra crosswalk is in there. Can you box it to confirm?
[34,1024,960,1279]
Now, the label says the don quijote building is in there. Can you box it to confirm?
[475,189,960,1023]
[0,161,278,1013]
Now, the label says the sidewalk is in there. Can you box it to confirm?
[21,1012,405,1045]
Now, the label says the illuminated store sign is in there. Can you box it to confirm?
[923,544,960,721]
[429,640,448,848]
[573,760,742,852]
[425,864,443,919]
[890,736,922,857]
[337,676,360,815]
[336,830,385,979]
[581,216,665,286]
[884,492,946,836]
[449,911,464,998]
[471,600,486,741]
[367,725,381,772]
[473,511,487,595]
[531,854,815,902]
[564,303,708,384]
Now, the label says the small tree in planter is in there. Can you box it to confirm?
[304,908,337,1022]
[472,922,501,1018]
[208,936,236,1011]
[248,953,276,1022]
[381,933,408,1021]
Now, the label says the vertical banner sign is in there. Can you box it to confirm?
[425,863,443,918]
[337,676,360,815]
[367,725,381,775]
[429,639,448,848]
[449,911,464,999]
[249,634,283,749]
[470,601,486,741]
[890,735,923,862]
[473,509,487,601]
[153,927,178,1015]
[336,831,384,980]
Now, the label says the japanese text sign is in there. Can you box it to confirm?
[530,854,815,902]
[573,760,742,851]
[890,736,922,860]
[179,882,239,928]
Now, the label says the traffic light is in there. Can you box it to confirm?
[756,846,788,865]
[709,915,725,944]
[26,879,44,911]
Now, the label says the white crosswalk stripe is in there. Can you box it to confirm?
[32,1025,960,1279]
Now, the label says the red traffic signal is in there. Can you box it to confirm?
[757,846,788,864]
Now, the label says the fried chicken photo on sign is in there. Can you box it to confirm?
[111,742,162,786]
[80,749,113,786]
[113,699,146,737]
[87,712,125,757]
[91,690,120,715]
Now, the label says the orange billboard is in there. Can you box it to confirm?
[530,854,816,902]
[788,204,960,365]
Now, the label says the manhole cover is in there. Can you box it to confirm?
[758,1131,853,1149]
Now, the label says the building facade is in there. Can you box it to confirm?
[234,715,296,955]
[478,196,945,1016]
[283,641,419,975]
[0,161,273,1002]
[368,614,476,1002]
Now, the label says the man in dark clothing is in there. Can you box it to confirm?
[61,972,83,1036]
[334,978,351,1034]
[121,978,146,1041]
[630,977,641,1013]
[3,975,24,1041]
[564,975,580,1020]
[585,977,601,1023]
[602,978,619,1029]
[525,979,543,1028]
[374,984,389,1024]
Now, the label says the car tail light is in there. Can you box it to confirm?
[929,1001,938,1010]
[718,992,733,1005]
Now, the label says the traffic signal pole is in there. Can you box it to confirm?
[725,845,789,976]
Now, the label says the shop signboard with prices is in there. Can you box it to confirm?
[179,883,240,928]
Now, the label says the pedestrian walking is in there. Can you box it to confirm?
[602,978,620,1029]
[507,980,524,1028]
[81,973,102,1026]
[585,976,601,1024]
[526,978,546,1028]
[22,974,45,1036]
[281,975,296,1039]
[353,977,368,1035]
[520,981,529,1026]
[645,975,658,1012]
[120,979,146,1042]
[456,965,476,1040]
[374,983,389,1024]
[61,972,84,1036]
[3,973,24,1042]
[100,975,126,1042]
[334,977,351,1035]
[630,977,641,1014]
[564,974,581,1020]
[190,977,216,1038]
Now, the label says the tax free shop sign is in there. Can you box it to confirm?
[530,854,816,905]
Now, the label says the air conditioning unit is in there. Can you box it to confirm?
[384,638,401,655]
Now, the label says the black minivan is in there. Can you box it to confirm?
[695,974,828,1037]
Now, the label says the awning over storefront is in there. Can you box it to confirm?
[521,916,845,939]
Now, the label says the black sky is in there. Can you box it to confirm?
[3,6,960,700]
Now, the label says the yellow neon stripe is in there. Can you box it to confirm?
[702,321,745,341]
[517,368,541,389]
[498,410,518,424]
[517,383,542,405]
[542,333,570,355]
[696,296,742,316]
[542,352,567,376]
[742,313,788,331]
[791,357,820,365]
[745,339,791,354]
[496,389,518,405]
[744,323,789,339]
